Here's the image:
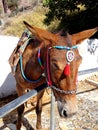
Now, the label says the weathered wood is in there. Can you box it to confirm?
[0,83,47,118]
[78,68,98,76]
[86,79,98,87]
[50,90,55,130]
[0,90,37,118]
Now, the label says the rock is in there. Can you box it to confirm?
[6,123,16,130]
[59,122,68,130]
[93,124,98,130]
[3,128,10,130]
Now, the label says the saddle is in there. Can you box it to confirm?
[9,30,32,75]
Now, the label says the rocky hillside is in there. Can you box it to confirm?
[0,0,43,17]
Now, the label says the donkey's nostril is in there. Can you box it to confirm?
[62,110,67,117]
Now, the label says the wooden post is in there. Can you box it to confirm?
[0,83,47,118]
[50,89,55,130]
[86,79,98,87]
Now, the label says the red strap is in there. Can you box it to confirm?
[45,46,52,86]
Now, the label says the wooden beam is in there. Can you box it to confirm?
[86,79,98,87]
[0,83,47,118]
[78,68,98,76]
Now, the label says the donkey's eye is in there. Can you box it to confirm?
[52,62,60,69]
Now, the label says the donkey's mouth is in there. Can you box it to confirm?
[57,99,78,118]
[60,108,77,118]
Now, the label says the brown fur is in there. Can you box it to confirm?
[12,21,98,130]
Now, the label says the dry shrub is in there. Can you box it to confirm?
[3,7,59,37]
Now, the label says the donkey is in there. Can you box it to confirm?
[10,21,98,130]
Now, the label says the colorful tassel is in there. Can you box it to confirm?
[64,62,70,76]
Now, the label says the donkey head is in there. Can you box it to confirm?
[24,21,98,117]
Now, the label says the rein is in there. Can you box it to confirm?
[20,55,44,83]
[19,32,45,83]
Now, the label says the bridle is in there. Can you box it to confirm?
[19,30,78,94]
[43,45,78,94]
[50,85,77,94]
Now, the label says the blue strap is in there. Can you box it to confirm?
[38,49,44,69]
[20,38,31,53]
[19,55,44,83]
[52,45,77,50]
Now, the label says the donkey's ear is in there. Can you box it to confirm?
[23,21,57,42]
[23,21,37,35]
[72,27,98,44]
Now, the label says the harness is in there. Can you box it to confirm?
[18,31,78,94]
[43,45,78,94]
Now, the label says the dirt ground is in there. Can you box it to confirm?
[0,73,98,130]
